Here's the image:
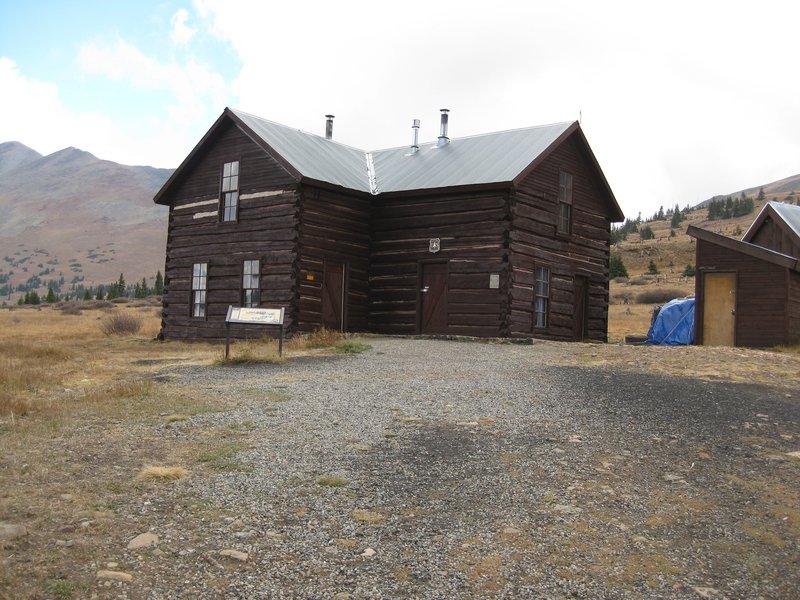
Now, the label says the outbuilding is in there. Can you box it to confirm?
[688,206,800,347]
[154,108,623,341]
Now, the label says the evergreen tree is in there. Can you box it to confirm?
[45,287,57,303]
[647,260,659,275]
[683,264,696,277]
[96,285,105,300]
[639,225,655,240]
[756,187,765,203]
[154,271,164,295]
[609,253,628,278]
[83,288,93,301]
[116,273,126,297]
[27,290,41,305]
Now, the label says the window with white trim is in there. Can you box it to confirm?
[557,171,573,235]
[242,259,260,307]
[191,262,208,317]
[221,161,239,221]
[534,266,550,328]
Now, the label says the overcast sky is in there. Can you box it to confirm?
[1,0,798,220]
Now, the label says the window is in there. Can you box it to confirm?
[191,263,207,317]
[534,266,550,328]
[242,259,260,307]
[220,161,239,221]
[557,171,573,235]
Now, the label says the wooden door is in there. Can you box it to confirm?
[420,262,448,334]
[702,272,736,346]
[322,262,346,331]
[573,275,589,341]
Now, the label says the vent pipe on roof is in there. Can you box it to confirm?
[411,119,420,153]
[437,108,450,147]
[325,114,335,140]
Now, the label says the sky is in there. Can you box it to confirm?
[1,0,798,220]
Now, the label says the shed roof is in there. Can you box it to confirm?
[687,224,799,271]
[156,107,623,221]
[743,201,800,246]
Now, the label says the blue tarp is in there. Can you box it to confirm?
[646,297,695,345]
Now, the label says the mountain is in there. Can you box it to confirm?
[700,173,800,206]
[0,141,172,300]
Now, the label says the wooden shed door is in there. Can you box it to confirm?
[420,262,448,334]
[573,276,589,341]
[322,262,346,331]
[702,272,736,346]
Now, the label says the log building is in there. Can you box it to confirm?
[154,108,623,341]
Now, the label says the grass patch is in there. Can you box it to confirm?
[100,311,143,336]
[83,380,153,404]
[773,345,800,355]
[335,340,371,354]
[196,442,251,471]
[293,327,342,349]
[163,413,189,423]
[137,465,190,481]
[45,578,76,599]
[215,339,286,365]
[635,288,686,304]
[351,509,385,524]
[265,389,290,402]
[318,475,349,487]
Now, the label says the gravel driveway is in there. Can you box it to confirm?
[135,338,799,599]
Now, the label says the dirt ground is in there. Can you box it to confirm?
[0,307,799,598]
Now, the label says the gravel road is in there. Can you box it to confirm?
[129,338,799,599]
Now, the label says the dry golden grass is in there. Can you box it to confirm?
[137,465,190,480]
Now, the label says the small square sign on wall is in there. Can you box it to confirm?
[489,273,500,289]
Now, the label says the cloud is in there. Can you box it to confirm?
[170,8,196,46]
[77,37,229,126]
[0,57,115,156]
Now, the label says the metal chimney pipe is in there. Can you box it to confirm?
[437,108,450,147]
[411,119,420,153]
[325,114,335,140]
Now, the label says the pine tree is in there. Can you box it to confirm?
[757,187,765,203]
[154,271,164,296]
[83,288,92,301]
[609,253,628,278]
[647,260,659,275]
[45,287,57,303]
[639,225,655,240]
[116,273,126,297]
[96,285,105,301]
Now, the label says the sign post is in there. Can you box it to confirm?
[224,306,286,359]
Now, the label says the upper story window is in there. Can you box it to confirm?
[534,265,550,329]
[220,161,239,222]
[191,262,208,318]
[557,171,573,235]
[242,259,260,307]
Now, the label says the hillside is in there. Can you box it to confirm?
[0,142,171,301]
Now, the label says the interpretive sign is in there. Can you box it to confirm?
[224,306,286,358]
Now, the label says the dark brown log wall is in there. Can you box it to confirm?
[369,191,509,337]
[509,135,612,341]
[695,238,790,347]
[296,187,371,332]
[160,122,299,339]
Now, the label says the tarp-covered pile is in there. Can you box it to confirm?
[646,297,695,345]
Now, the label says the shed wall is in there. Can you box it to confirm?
[695,238,790,347]
[749,217,800,259]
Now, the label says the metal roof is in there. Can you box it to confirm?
[232,109,372,193]
[743,200,800,244]
[232,109,575,194]
[370,123,574,193]
[157,108,622,221]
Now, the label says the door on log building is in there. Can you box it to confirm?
[702,272,736,346]
[419,262,448,334]
[573,275,589,341]
[322,262,346,332]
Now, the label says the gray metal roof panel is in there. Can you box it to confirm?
[769,201,800,239]
[231,109,372,193]
[232,109,574,195]
[371,122,574,193]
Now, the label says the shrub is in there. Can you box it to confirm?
[647,260,659,274]
[628,276,649,286]
[683,264,696,277]
[100,311,143,336]
[640,225,655,240]
[635,288,684,304]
